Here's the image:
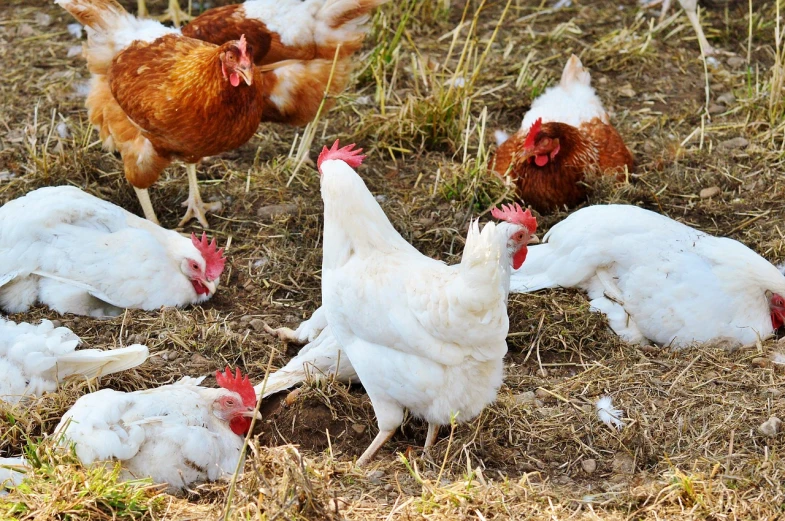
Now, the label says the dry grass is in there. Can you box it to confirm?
[1,0,785,519]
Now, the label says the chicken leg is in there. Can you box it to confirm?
[423,423,440,450]
[356,429,396,467]
[677,0,717,57]
[158,0,191,27]
[178,163,222,228]
[133,187,160,225]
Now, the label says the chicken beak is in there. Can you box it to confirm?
[205,280,217,295]
[237,66,253,86]
[527,234,540,245]
[242,407,262,419]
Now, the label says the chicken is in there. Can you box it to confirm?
[509,204,785,348]
[314,141,538,465]
[57,0,269,227]
[0,458,26,495]
[491,55,633,213]
[53,367,259,493]
[181,0,389,127]
[0,186,225,317]
[0,317,148,405]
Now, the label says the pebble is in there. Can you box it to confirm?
[699,186,721,199]
[514,391,537,405]
[751,357,769,368]
[763,387,783,398]
[717,92,736,105]
[535,388,551,401]
[256,203,298,221]
[718,137,749,150]
[50,320,62,328]
[249,319,266,332]
[351,423,366,434]
[367,470,384,485]
[581,458,597,474]
[759,416,782,438]
[726,56,746,68]
[240,315,254,324]
[708,103,725,115]
[612,452,635,475]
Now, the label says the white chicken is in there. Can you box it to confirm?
[0,186,226,317]
[53,367,259,493]
[0,317,148,404]
[0,457,27,495]
[509,204,785,348]
[311,141,538,466]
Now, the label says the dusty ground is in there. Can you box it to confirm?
[1,0,785,519]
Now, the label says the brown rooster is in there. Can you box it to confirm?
[57,0,274,226]
[181,0,390,127]
[491,55,633,213]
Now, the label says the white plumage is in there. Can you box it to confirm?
[0,457,28,495]
[0,186,225,317]
[510,204,785,348]
[54,368,259,493]
[0,317,148,404]
[314,144,537,465]
[595,396,625,430]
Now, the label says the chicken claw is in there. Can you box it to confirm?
[263,323,304,343]
[178,163,222,228]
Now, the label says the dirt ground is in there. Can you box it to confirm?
[1,0,785,519]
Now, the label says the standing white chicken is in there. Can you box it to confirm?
[0,317,148,404]
[0,186,225,317]
[313,141,538,466]
[509,204,785,348]
[54,367,259,492]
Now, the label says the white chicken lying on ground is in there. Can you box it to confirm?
[299,141,538,466]
[48,367,259,493]
[0,317,148,404]
[510,204,785,348]
[0,186,226,317]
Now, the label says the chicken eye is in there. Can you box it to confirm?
[191,261,199,270]
[539,137,551,147]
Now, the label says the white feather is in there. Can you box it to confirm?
[596,395,625,430]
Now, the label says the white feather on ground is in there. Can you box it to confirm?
[595,395,625,430]
[771,351,785,366]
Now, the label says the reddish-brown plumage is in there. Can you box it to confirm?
[95,35,269,189]
[491,118,633,213]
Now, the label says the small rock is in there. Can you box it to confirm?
[189,353,210,366]
[514,391,537,405]
[581,458,597,474]
[718,137,749,150]
[763,387,783,398]
[50,320,62,328]
[256,203,298,221]
[717,92,736,105]
[34,12,52,26]
[249,318,266,332]
[537,368,549,377]
[726,56,746,68]
[699,186,721,199]
[759,416,782,438]
[351,423,366,434]
[751,357,770,368]
[535,388,551,401]
[17,24,35,37]
[612,452,635,475]
[240,315,254,324]
[708,103,725,115]
[367,469,384,485]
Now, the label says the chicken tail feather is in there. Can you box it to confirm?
[559,54,591,88]
[55,344,149,381]
[54,0,128,33]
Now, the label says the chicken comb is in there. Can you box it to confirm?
[523,118,543,150]
[237,34,248,56]
[191,232,226,281]
[215,366,256,408]
[317,140,366,174]
[491,203,538,233]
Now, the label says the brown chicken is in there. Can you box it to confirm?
[58,0,276,226]
[181,0,390,126]
[491,55,633,213]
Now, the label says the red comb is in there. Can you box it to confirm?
[215,366,256,407]
[491,203,538,233]
[237,34,247,56]
[317,140,366,174]
[191,232,226,281]
[523,118,542,150]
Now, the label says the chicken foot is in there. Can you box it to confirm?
[423,423,440,450]
[178,164,222,228]
[157,0,191,27]
[356,429,396,467]
[133,187,160,225]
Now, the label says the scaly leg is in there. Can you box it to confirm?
[133,187,160,225]
[178,164,222,228]
[356,429,397,467]
[137,0,148,17]
[158,0,192,27]
[423,423,440,450]
[677,0,717,56]
[263,324,304,343]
